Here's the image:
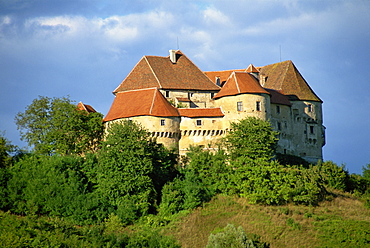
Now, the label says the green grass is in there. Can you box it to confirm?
[1,193,369,248]
[164,194,370,248]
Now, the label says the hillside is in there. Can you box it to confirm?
[165,194,370,248]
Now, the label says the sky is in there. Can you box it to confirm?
[0,0,369,174]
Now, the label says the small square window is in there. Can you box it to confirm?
[237,101,243,111]
[196,119,202,126]
[160,119,165,126]
[165,91,170,98]
[256,101,261,111]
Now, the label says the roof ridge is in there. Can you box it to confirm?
[144,56,162,88]
[234,72,241,93]
[149,88,156,114]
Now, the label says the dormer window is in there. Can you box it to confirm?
[216,77,221,86]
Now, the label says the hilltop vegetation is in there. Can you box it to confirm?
[1,96,370,247]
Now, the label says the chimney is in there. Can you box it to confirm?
[169,50,177,63]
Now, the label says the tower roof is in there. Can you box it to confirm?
[104,88,179,122]
[77,102,97,113]
[213,71,269,99]
[259,60,322,102]
[113,50,220,93]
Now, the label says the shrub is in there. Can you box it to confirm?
[206,224,269,248]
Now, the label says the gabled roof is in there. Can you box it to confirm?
[178,108,224,117]
[213,71,269,99]
[204,69,246,85]
[104,88,179,122]
[77,102,97,113]
[259,60,322,102]
[113,50,220,93]
[246,64,259,73]
[265,89,291,106]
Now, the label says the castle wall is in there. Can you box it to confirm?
[107,116,181,150]
[270,103,294,155]
[289,101,324,163]
[159,89,218,108]
[178,116,224,155]
[214,93,271,130]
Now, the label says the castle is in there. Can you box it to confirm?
[103,50,325,163]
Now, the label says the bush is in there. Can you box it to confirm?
[206,224,269,248]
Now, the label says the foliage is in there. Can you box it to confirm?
[7,154,108,224]
[97,121,177,225]
[229,159,326,205]
[126,228,181,248]
[224,117,278,161]
[314,218,370,247]
[314,161,349,191]
[15,96,103,155]
[159,169,212,216]
[0,134,16,210]
[206,223,269,248]
[185,146,230,194]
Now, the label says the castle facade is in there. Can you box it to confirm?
[104,50,325,163]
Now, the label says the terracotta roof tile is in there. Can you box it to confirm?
[178,108,224,117]
[259,60,322,102]
[114,50,220,93]
[177,97,191,102]
[104,88,179,122]
[204,69,245,85]
[213,72,269,99]
[77,102,97,113]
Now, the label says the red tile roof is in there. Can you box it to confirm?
[178,108,224,117]
[204,69,246,85]
[113,50,220,93]
[259,60,322,102]
[103,88,179,122]
[177,97,191,102]
[213,72,269,99]
[77,102,97,113]
[265,89,291,106]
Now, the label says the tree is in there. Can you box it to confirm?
[97,121,177,224]
[224,117,278,161]
[15,96,103,155]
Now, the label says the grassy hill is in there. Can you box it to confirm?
[163,194,370,248]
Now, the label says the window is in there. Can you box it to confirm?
[277,122,281,130]
[165,91,170,97]
[310,126,314,134]
[216,77,221,86]
[196,119,202,126]
[276,105,280,114]
[256,101,261,111]
[307,104,312,112]
[210,93,214,99]
[160,119,165,126]
[237,101,243,111]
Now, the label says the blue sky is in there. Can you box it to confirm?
[0,0,369,174]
